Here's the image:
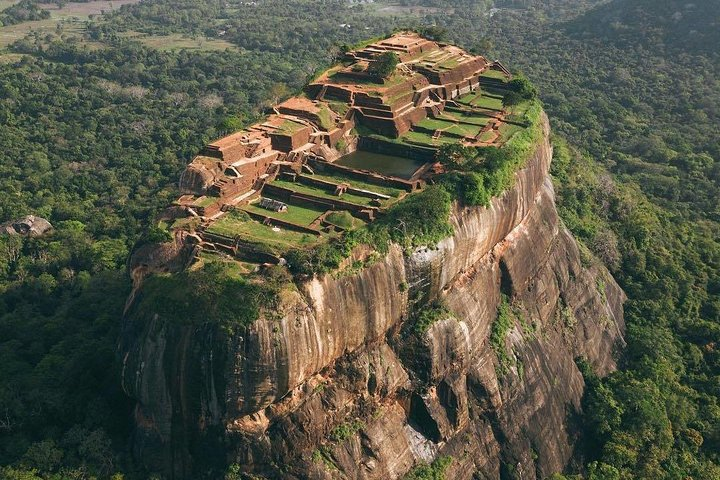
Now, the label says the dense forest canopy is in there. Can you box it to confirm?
[0,0,718,478]
[565,0,720,55]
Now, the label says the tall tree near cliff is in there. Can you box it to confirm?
[267,82,290,107]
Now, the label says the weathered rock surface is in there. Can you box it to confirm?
[1,215,52,236]
[120,115,625,479]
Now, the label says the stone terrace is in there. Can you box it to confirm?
[165,32,515,263]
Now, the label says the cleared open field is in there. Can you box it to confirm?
[118,31,236,52]
[0,0,232,55]
[1,18,63,49]
[37,0,141,17]
[0,0,20,9]
[0,52,22,63]
[0,0,140,50]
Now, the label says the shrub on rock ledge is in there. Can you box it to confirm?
[368,52,399,79]
[134,262,281,331]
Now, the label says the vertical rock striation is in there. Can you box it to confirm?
[120,114,625,479]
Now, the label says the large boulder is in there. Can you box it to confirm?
[1,215,53,236]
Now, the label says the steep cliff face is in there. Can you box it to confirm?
[120,115,625,479]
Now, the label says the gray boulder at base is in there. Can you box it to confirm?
[1,215,53,236]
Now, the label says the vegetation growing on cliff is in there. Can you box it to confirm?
[376,185,453,251]
[490,294,516,376]
[439,99,543,207]
[329,419,365,443]
[134,261,284,331]
[287,185,453,276]
[403,456,453,480]
[413,301,453,336]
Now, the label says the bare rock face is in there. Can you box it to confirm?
[178,163,217,195]
[120,115,626,479]
[127,231,194,287]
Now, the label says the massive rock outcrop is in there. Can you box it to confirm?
[120,115,625,479]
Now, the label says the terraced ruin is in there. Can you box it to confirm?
[164,32,527,264]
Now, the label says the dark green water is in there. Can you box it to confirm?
[335,150,425,179]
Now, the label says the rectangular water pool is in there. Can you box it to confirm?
[334,150,426,180]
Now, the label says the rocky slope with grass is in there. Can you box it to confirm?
[120,113,626,479]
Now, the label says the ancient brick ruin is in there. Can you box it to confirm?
[168,32,513,261]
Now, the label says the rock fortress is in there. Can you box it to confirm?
[121,32,626,480]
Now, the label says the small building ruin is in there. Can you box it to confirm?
[258,198,288,212]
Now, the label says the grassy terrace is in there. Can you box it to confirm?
[272,178,389,207]
[244,200,325,227]
[415,118,484,137]
[456,91,504,111]
[202,165,406,250]
[316,105,334,130]
[328,70,407,90]
[455,111,493,126]
[402,130,458,147]
[480,69,509,81]
[193,196,219,208]
[398,80,532,148]
[507,99,533,118]
[416,117,455,130]
[498,123,525,143]
[479,130,497,142]
[437,110,492,127]
[474,95,504,111]
[276,120,306,135]
[436,56,463,70]
[446,123,483,137]
[306,172,405,199]
[328,101,350,117]
[386,90,413,105]
[206,214,322,252]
